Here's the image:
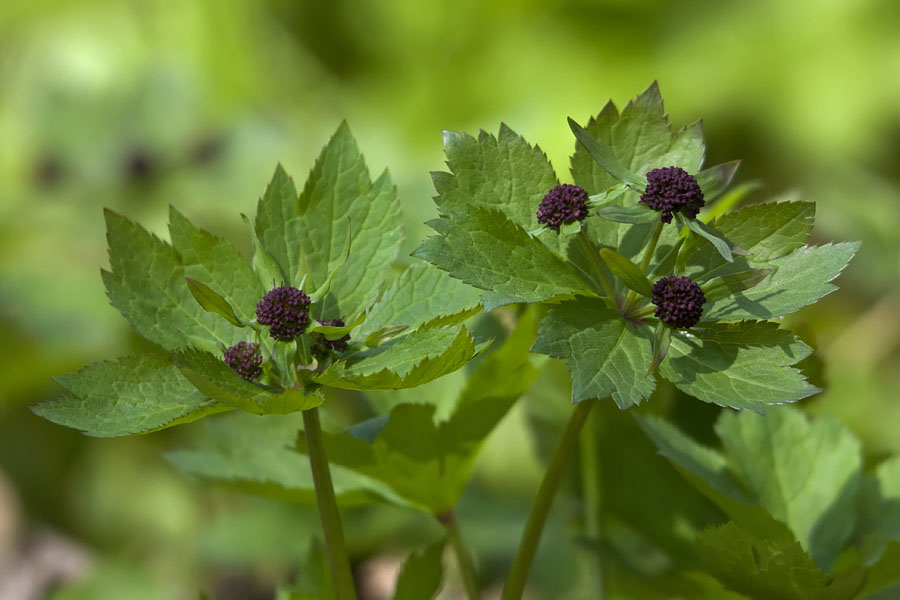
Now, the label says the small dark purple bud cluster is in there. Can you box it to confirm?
[536,184,589,231]
[311,318,351,359]
[652,275,706,329]
[640,166,704,224]
[224,341,263,381]
[256,286,311,341]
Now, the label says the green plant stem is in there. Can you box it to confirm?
[625,219,664,310]
[302,406,358,600]
[441,512,482,600]
[502,398,597,600]
[579,408,605,599]
[627,305,655,320]
[575,229,617,305]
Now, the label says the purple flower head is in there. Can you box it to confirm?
[311,318,351,359]
[223,341,263,381]
[536,184,589,231]
[640,166,704,224]
[256,286,311,341]
[652,275,706,329]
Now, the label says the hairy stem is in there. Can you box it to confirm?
[502,398,597,600]
[575,229,618,305]
[440,512,481,600]
[579,408,605,599]
[303,407,357,600]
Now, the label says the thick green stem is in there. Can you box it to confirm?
[502,398,597,600]
[441,512,481,600]
[579,408,605,599]
[625,219,664,310]
[303,407,358,600]
[575,230,617,305]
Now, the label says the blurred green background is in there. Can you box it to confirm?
[1,0,899,598]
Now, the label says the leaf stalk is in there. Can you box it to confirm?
[440,511,482,600]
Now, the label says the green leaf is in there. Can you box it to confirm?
[435,124,559,234]
[532,298,655,408]
[254,164,304,285]
[568,117,643,185]
[168,206,263,323]
[364,325,409,348]
[659,321,820,411]
[394,540,446,600]
[306,311,365,339]
[34,355,227,437]
[241,213,288,288]
[714,407,862,571]
[700,268,772,303]
[292,122,403,318]
[703,242,860,321]
[168,412,403,506]
[859,542,900,598]
[413,205,592,310]
[102,210,241,349]
[314,326,482,391]
[594,204,659,224]
[695,160,741,201]
[598,248,653,297]
[171,348,323,415]
[185,277,244,327]
[357,263,482,339]
[677,213,739,263]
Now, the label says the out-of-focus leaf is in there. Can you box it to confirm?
[695,161,741,201]
[394,539,446,600]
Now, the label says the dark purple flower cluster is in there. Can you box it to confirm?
[652,275,706,329]
[311,318,351,359]
[223,341,263,381]
[640,166,704,224]
[536,184,589,231]
[256,286,311,341]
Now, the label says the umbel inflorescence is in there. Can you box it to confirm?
[223,341,263,381]
[256,285,311,341]
[640,166,704,223]
[536,184,589,230]
[651,275,705,329]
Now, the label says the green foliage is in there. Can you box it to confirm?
[34,355,227,437]
[393,540,446,600]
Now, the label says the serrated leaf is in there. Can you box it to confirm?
[357,263,482,339]
[598,248,653,297]
[703,242,859,321]
[594,204,659,224]
[306,311,365,339]
[168,412,403,507]
[677,213,738,263]
[394,540,446,600]
[364,325,409,348]
[532,298,655,408]
[34,355,227,437]
[172,348,323,415]
[659,321,819,411]
[314,326,481,391]
[241,213,288,288]
[254,164,304,284]
[102,210,241,349]
[291,122,403,318]
[695,161,741,201]
[185,277,244,327]
[568,117,643,185]
[435,124,559,235]
[700,268,772,303]
[167,206,263,325]
[413,205,592,310]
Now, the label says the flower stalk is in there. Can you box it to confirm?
[440,511,482,600]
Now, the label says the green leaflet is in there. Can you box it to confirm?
[167,412,402,507]
[171,348,323,415]
[184,278,244,327]
[659,321,820,411]
[393,540,446,600]
[640,406,865,573]
[598,247,653,296]
[254,164,304,285]
[703,242,860,321]
[413,205,592,310]
[301,313,537,512]
[435,124,559,233]
[695,161,741,201]
[531,298,655,408]
[292,122,403,319]
[33,355,227,437]
[684,201,816,276]
[168,206,263,323]
[102,210,242,349]
[356,262,482,339]
[313,326,482,391]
